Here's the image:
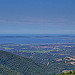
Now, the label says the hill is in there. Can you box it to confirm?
[0,63,21,75]
[0,50,52,75]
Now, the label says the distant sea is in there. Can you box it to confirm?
[0,34,75,44]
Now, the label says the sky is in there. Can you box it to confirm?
[0,0,75,34]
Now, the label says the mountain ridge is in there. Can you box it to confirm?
[0,50,52,75]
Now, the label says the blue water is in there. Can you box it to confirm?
[0,34,75,44]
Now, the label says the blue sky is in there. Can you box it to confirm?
[0,0,75,34]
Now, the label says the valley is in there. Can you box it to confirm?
[0,43,75,74]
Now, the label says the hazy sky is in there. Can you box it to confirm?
[0,0,75,34]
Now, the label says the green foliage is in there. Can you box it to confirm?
[57,71,75,75]
[0,50,52,75]
[0,63,21,75]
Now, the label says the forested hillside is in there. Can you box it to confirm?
[0,50,53,75]
[0,63,21,75]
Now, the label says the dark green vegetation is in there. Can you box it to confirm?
[0,50,53,75]
[0,63,21,75]
[57,71,75,75]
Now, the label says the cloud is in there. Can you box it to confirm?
[0,20,8,22]
[0,17,72,25]
[15,17,69,25]
[56,18,68,22]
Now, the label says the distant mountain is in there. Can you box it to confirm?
[0,50,52,75]
[0,34,75,39]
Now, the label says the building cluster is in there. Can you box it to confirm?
[56,56,75,65]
